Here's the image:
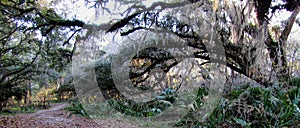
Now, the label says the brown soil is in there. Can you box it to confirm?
[0,103,140,128]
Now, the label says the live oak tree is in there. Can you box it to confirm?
[1,0,299,112]
[0,0,80,111]
[65,0,300,120]
[72,0,300,86]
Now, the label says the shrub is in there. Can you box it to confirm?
[176,82,300,127]
[65,99,88,117]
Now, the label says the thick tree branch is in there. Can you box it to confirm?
[63,29,82,46]
[48,19,85,27]
[279,6,300,46]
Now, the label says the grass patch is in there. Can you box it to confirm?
[0,105,36,115]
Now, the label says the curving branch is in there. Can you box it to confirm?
[279,6,300,46]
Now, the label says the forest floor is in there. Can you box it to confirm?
[0,103,140,128]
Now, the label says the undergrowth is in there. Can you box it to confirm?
[65,78,300,127]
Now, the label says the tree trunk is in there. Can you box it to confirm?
[24,80,32,105]
[266,6,299,81]
[0,102,3,112]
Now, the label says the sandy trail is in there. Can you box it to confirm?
[0,103,139,128]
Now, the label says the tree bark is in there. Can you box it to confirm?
[265,6,300,81]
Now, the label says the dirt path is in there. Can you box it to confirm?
[0,103,139,128]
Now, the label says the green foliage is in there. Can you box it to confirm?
[95,59,115,92]
[0,105,37,115]
[0,0,78,110]
[174,87,209,127]
[65,99,88,117]
[90,58,300,127]
[287,78,300,88]
[177,81,300,127]
[107,88,177,117]
[93,56,300,127]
